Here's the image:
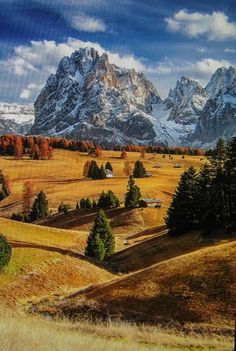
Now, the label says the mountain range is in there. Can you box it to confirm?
[2,48,236,148]
[0,103,34,135]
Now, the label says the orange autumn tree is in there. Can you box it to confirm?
[13,136,23,159]
[22,181,34,215]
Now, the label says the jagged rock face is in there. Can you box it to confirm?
[189,67,236,147]
[164,77,207,125]
[31,47,236,147]
[0,103,34,135]
[31,47,162,145]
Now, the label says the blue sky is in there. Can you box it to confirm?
[0,0,236,103]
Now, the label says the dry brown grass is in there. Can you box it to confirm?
[0,313,232,351]
[33,239,236,329]
[0,150,204,227]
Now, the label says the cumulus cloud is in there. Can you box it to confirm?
[224,48,235,53]
[19,83,42,100]
[71,13,106,32]
[0,37,234,102]
[165,10,236,41]
[0,38,146,102]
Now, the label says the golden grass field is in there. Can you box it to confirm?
[0,150,234,351]
[0,149,205,226]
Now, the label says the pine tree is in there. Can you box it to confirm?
[225,137,236,231]
[30,191,49,221]
[100,165,107,179]
[87,160,100,179]
[0,170,10,200]
[85,198,92,208]
[194,164,212,229]
[165,167,198,236]
[105,162,113,172]
[133,160,146,178]
[124,175,141,208]
[207,138,228,228]
[85,210,114,261]
[97,190,119,208]
[0,234,12,271]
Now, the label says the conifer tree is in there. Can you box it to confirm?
[100,165,107,179]
[225,137,236,231]
[30,191,49,221]
[0,234,12,271]
[133,160,146,178]
[194,164,212,228]
[97,190,119,208]
[0,171,10,200]
[124,175,141,208]
[165,167,198,236]
[105,162,113,172]
[85,210,115,261]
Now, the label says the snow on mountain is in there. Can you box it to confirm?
[30,47,236,148]
[0,103,34,135]
[189,66,236,148]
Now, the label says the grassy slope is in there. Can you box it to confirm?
[0,217,87,251]
[0,314,232,351]
[0,219,114,307]
[109,230,213,272]
[35,239,236,328]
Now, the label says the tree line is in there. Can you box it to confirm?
[0,134,205,159]
[165,138,236,236]
[113,144,205,156]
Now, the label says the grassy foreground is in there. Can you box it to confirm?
[0,314,232,351]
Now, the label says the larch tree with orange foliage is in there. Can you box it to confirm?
[83,160,91,177]
[120,150,127,159]
[123,160,132,176]
[22,181,34,215]
[13,136,23,159]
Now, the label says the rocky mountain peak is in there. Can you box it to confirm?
[164,75,207,125]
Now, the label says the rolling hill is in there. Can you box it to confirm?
[32,238,236,330]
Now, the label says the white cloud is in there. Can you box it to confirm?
[224,48,235,53]
[71,13,106,32]
[165,10,236,41]
[0,38,234,102]
[19,83,42,100]
[0,38,146,102]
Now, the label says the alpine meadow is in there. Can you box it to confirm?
[0,1,236,350]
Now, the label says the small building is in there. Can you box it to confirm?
[105,169,113,178]
[139,198,163,208]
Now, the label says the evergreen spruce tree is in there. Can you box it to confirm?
[207,138,228,228]
[0,234,12,271]
[99,165,107,179]
[194,164,213,229]
[225,137,236,231]
[85,198,92,208]
[85,210,115,261]
[87,160,100,179]
[97,190,119,208]
[105,162,113,172]
[80,198,86,209]
[133,160,146,178]
[30,191,48,221]
[165,167,198,236]
[124,175,141,208]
